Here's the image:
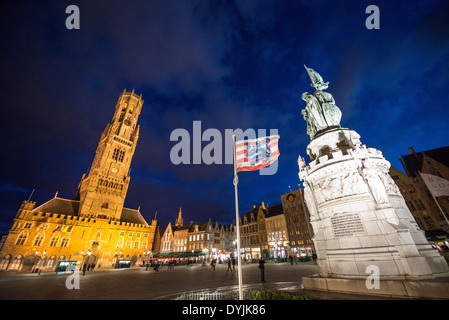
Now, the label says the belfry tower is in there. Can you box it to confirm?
[77,89,143,220]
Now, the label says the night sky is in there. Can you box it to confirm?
[1,0,448,234]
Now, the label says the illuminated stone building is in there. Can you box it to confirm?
[265,204,289,259]
[155,209,235,261]
[390,146,449,233]
[0,90,156,272]
[280,188,314,257]
[239,203,270,260]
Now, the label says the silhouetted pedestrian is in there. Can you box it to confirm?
[258,257,265,282]
[227,259,232,272]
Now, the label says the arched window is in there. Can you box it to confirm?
[116,238,124,249]
[0,254,11,270]
[60,236,70,247]
[33,232,45,246]
[49,234,60,247]
[9,255,23,270]
[15,231,28,245]
[47,255,57,269]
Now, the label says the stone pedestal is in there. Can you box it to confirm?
[298,128,449,290]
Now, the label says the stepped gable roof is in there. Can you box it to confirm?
[188,221,211,232]
[32,197,149,226]
[401,146,449,177]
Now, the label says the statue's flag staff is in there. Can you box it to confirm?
[232,134,280,300]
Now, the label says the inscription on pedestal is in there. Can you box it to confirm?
[331,212,366,238]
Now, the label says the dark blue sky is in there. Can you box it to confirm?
[1,0,448,233]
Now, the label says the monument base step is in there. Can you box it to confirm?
[302,276,449,299]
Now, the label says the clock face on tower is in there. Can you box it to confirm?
[111,166,118,173]
[124,119,131,126]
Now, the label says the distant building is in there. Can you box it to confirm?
[281,189,313,257]
[391,146,449,233]
[154,209,235,262]
[265,204,289,259]
[239,203,268,260]
[0,90,156,272]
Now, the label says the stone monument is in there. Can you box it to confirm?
[298,66,449,298]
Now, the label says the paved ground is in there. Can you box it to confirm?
[0,261,418,300]
[0,261,322,300]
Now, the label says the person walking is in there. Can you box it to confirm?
[258,257,266,282]
[226,258,232,272]
[231,256,236,271]
[312,252,317,264]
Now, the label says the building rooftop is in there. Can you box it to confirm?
[400,146,449,177]
[32,196,149,226]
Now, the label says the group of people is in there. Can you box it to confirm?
[146,259,176,272]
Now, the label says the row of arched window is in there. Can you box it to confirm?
[115,237,148,250]
[0,254,66,271]
[14,231,70,248]
[97,179,124,191]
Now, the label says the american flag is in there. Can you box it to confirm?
[235,135,280,172]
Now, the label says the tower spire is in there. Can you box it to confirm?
[175,207,183,226]
[77,89,144,220]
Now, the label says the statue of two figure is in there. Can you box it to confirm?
[301,66,342,139]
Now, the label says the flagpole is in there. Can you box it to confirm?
[232,135,244,300]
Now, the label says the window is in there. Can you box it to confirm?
[112,148,125,162]
[116,238,123,248]
[49,235,59,247]
[406,200,416,211]
[16,233,27,245]
[424,216,436,229]
[407,184,416,194]
[60,237,70,247]
[415,199,426,210]
[9,257,22,270]
[33,233,44,246]
[24,222,32,229]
